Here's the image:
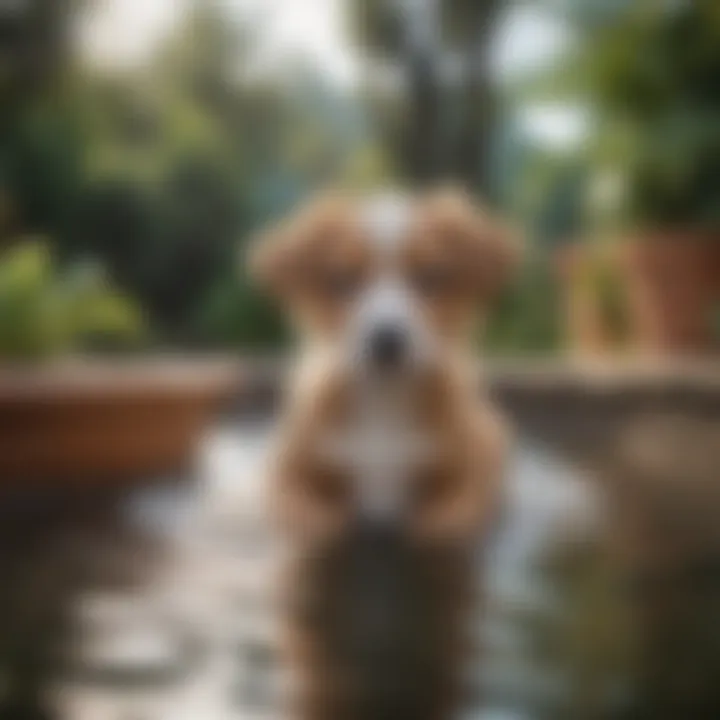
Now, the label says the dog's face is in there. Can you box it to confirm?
[250,189,518,376]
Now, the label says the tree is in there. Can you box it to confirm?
[0,0,80,112]
[1,0,390,349]
[523,0,720,227]
[351,0,505,192]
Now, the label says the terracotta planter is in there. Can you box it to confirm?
[0,358,238,485]
[620,233,720,353]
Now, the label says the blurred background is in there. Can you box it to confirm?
[1,1,719,719]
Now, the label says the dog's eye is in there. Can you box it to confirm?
[411,266,453,296]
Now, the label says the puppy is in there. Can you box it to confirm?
[251,188,517,720]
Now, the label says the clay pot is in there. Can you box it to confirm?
[620,233,720,353]
[0,358,238,485]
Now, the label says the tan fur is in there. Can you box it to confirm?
[252,189,518,720]
[249,194,372,336]
[249,188,519,343]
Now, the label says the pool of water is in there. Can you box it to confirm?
[2,419,718,719]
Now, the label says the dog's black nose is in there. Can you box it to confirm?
[368,325,407,369]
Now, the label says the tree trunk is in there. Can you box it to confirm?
[400,0,444,186]
[404,45,444,185]
[453,0,502,195]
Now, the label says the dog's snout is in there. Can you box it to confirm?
[368,325,407,369]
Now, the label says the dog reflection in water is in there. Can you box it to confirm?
[250,188,518,720]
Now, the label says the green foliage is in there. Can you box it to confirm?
[517,148,588,249]
[2,1,382,349]
[484,258,562,354]
[575,244,631,347]
[529,0,720,228]
[0,0,77,108]
[0,241,144,361]
[2,99,86,238]
[193,270,288,350]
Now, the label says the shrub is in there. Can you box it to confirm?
[0,240,145,361]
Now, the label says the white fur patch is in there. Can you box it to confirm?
[345,192,436,372]
[319,385,435,520]
[359,192,413,258]
[321,193,441,519]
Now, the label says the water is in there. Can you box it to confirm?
[4,420,716,719]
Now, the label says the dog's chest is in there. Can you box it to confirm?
[320,390,434,520]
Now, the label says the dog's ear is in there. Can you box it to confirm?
[246,221,295,300]
[423,187,522,302]
[247,192,351,301]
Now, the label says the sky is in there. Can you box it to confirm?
[79,0,583,149]
[79,0,186,71]
[79,0,357,82]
